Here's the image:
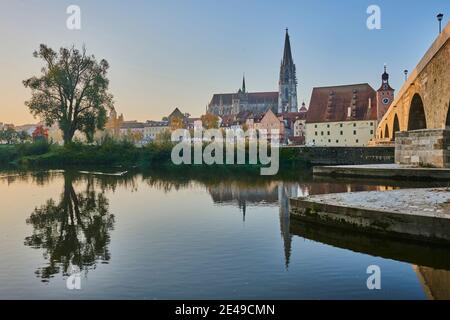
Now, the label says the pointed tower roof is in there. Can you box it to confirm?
[279,28,297,87]
[299,102,308,113]
[282,28,294,67]
[242,74,246,93]
[378,64,394,91]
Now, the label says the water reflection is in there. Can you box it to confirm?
[414,266,450,299]
[1,169,447,298]
[207,179,409,269]
[24,173,114,281]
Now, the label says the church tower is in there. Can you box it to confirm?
[278,29,298,114]
[376,64,395,121]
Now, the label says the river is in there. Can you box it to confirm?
[0,169,448,299]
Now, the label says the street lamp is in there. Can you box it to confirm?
[437,13,444,34]
[404,69,408,81]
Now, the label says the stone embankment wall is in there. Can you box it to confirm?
[395,129,450,167]
[281,146,394,165]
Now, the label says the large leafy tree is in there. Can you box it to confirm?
[23,45,113,144]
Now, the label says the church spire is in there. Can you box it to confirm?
[278,28,298,113]
[282,28,294,67]
[242,74,246,93]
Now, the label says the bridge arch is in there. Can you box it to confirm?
[392,114,400,140]
[384,124,390,139]
[407,93,427,130]
[446,100,450,130]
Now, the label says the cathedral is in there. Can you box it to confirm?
[207,29,298,116]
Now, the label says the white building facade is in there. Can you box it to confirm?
[305,120,377,146]
[305,83,380,147]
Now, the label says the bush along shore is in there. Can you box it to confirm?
[0,139,311,172]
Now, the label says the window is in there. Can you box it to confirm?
[327,124,330,128]
[315,124,317,128]
[321,131,324,136]
[353,123,356,127]
[336,140,339,143]
[313,139,315,143]
[315,131,317,136]
[340,131,343,135]
[328,139,331,143]
[327,131,330,135]
[370,130,373,135]
[353,130,356,135]
[356,139,359,143]
[340,123,343,127]
[370,122,373,126]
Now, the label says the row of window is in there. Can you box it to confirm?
[315,130,373,136]
[312,139,360,144]
[314,122,374,128]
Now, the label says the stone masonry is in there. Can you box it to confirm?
[395,129,450,167]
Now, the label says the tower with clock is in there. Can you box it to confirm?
[376,64,395,121]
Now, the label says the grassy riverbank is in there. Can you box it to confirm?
[0,140,310,171]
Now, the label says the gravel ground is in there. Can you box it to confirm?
[304,188,450,219]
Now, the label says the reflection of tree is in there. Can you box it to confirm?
[24,174,114,281]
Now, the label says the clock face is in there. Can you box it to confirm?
[382,98,390,105]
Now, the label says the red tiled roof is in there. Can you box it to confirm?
[282,112,306,121]
[288,136,305,145]
[306,83,377,123]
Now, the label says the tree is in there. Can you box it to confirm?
[123,129,144,144]
[32,125,49,142]
[17,130,31,143]
[154,129,171,144]
[170,116,184,131]
[0,127,18,144]
[23,44,113,144]
[201,113,219,129]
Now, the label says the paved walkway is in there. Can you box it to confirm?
[301,188,450,219]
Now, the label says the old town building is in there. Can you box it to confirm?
[305,83,378,147]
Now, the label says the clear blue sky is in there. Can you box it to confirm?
[0,0,448,124]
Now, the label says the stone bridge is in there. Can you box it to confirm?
[375,22,450,167]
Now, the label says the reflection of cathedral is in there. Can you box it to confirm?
[207,180,392,269]
[278,182,298,269]
[207,181,299,268]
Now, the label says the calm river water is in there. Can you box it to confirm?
[0,169,449,299]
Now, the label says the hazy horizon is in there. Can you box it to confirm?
[0,0,448,125]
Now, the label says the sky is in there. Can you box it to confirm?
[0,0,448,125]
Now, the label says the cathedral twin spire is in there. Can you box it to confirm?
[235,29,298,114]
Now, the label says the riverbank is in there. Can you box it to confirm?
[0,141,310,172]
[290,188,450,245]
[0,142,395,171]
